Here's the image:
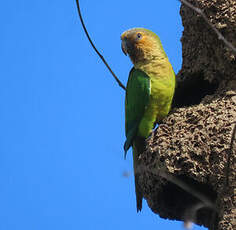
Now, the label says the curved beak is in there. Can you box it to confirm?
[121,40,128,56]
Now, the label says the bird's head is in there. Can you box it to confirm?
[121,28,164,65]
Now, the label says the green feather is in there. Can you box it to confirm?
[124,67,150,157]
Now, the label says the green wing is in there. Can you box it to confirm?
[124,68,150,157]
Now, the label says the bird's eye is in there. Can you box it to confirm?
[136,33,142,40]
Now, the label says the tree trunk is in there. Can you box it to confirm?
[136,1,236,229]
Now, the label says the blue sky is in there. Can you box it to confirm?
[0,0,206,229]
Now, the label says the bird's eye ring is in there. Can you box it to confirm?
[136,33,142,40]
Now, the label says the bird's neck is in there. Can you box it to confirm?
[134,55,172,78]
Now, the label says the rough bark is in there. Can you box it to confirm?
[136,1,236,229]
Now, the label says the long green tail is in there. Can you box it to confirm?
[133,137,145,212]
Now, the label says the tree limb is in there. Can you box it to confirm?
[75,0,126,91]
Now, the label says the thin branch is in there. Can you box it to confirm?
[136,165,216,210]
[159,170,216,210]
[226,121,236,186]
[75,0,126,91]
[179,0,236,55]
[183,202,205,229]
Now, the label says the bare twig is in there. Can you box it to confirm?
[75,0,126,91]
[135,165,217,228]
[183,202,205,229]
[179,0,236,54]
[136,165,216,210]
[159,170,216,210]
[226,121,236,186]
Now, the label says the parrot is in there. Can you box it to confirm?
[121,28,176,212]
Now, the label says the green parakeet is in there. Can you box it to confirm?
[121,28,175,212]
